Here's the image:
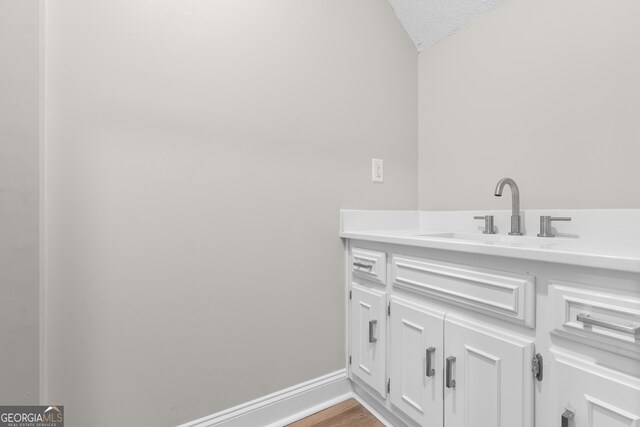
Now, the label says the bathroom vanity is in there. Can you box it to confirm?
[341,210,640,427]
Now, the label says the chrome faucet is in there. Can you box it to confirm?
[494,177,523,236]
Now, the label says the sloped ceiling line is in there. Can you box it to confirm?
[387,0,507,51]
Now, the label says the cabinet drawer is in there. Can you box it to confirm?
[551,350,640,427]
[351,248,386,285]
[549,281,640,358]
[392,255,536,328]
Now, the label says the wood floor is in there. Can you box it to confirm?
[287,398,384,427]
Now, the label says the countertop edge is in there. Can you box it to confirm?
[340,231,640,274]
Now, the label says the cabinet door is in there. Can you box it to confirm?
[444,314,534,427]
[350,283,387,398]
[553,351,640,427]
[389,297,444,426]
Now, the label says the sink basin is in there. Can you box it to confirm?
[418,232,567,246]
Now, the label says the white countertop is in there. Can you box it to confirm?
[340,210,640,273]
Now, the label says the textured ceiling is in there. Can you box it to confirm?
[387,0,507,51]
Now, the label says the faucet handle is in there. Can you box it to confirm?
[474,215,496,234]
[537,216,571,238]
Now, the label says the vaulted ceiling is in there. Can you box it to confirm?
[387,0,507,51]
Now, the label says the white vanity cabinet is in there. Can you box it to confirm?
[552,350,640,427]
[443,314,534,427]
[350,282,387,398]
[348,244,536,426]
[342,210,640,427]
[389,297,444,426]
[349,247,388,399]
[387,297,533,427]
[390,254,535,427]
[547,279,640,427]
[346,239,640,427]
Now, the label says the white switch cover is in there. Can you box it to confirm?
[372,159,383,183]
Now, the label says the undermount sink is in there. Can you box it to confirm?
[418,232,568,246]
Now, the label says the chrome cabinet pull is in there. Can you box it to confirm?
[445,356,456,388]
[353,262,373,270]
[561,409,574,427]
[577,313,640,338]
[426,347,436,377]
[368,320,377,343]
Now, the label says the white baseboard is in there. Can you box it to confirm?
[267,392,352,427]
[177,370,351,427]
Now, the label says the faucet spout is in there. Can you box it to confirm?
[494,177,523,235]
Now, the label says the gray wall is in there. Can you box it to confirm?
[45,0,417,425]
[418,0,640,210]
[0,0,40,405]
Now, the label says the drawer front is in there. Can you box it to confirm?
[549,281,640,358]
[351,248,386,285]
[551,350,640,427]
[392,255,536,328]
